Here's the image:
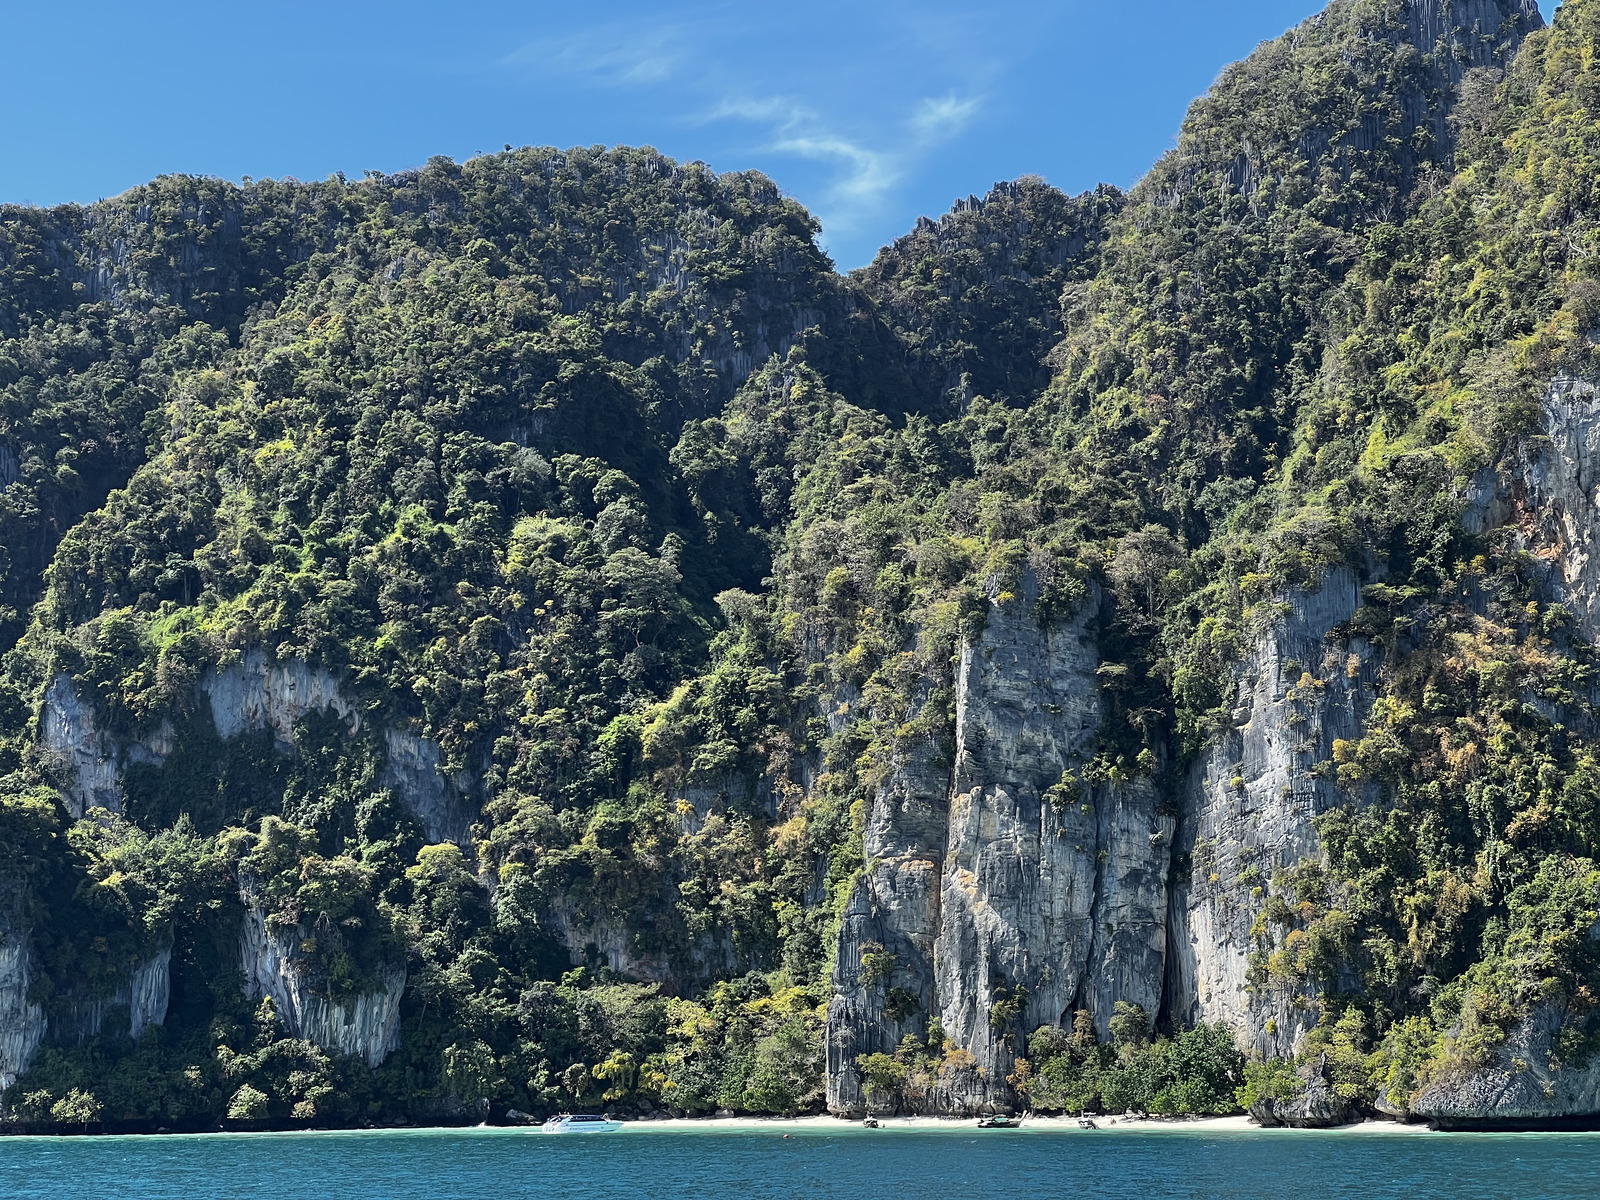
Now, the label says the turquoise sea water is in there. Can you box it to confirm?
[0,1124,1596,1200]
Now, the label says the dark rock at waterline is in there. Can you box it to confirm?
[1250,1055,1358,1129]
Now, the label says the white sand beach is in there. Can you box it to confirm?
[620,1113,1426,1135]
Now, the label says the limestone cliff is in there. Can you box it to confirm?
[1166,569,1379,1058]
[828,578,1176,1113]
[0,912,167,1094]
[202,651,358,747]
[1477,378,1600,640]
[40,650,475,844]
[40,676,170,819]
[240,904,404,1068]
[57,949,172,1044]
[0,912,45,1093]
[1407,1001,1600,1128]
[1382,378,1600,1120]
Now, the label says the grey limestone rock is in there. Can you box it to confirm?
[0,912,45,1093]
[933,594,1106,1107]
[828,576,1178,1113]
[1476,378,1600,641]
[42,651,475,845]
[1081,778,1176,1038]
[201,649,358,747]
[378,728,476,847]
[40,675,173,818]
[547,893,674,983]
[240,904,404,1068]
[1250,1053,1357,1128]
[1408,1000,1600,1128]
[126,950,172,1040]
[58,948,171,1043]
[1166,568,1378,1059]
[1402,1,1543,90]
[0,909,164,1092]
[826,850,943,1112]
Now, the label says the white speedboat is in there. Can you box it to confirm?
[541,1113,622,1134]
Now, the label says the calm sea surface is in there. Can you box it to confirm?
[0,1123,1594,1199]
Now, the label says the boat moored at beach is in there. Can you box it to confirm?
[541,1114,622,1134]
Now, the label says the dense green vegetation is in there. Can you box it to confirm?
[6,0,1600,1130]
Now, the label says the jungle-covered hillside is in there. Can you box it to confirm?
[4,0,1600,1131]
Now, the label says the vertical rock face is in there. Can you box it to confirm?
[932,592,1107,1107]
[1490,379,1600,639]
[829,570,1388,1101]
[240,906,404,1068]
[0,917,168,1092]
[39,676,173,818]
[826,699,949,1112]
[1166,569,1378,1058]
[1081,778,1176,1037]
[0,915,45,1093]
[828,578,1178,1112]
[1404,380,1600,1117]
[201,650,358,747]
[1407,1000,1600,1127]
[59,948,172,1043]
[126,950,172,1040]
[41,651,475,844]
[1403,0,1543,86]
[378,729,477,847]
[40,676,123,818]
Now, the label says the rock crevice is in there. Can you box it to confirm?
[1166,568,1378,1059]
[828,577,1176,1113]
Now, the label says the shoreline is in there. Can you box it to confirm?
[17,1105,1600,1139]
[0,1113,1448,1140]
[620,1113,1425,1135]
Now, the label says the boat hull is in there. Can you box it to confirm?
[541,1116,622,1134]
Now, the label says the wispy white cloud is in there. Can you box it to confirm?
[502,23,690,87]
[702,95,897,216]
[493,4,994,252]
[701,90,982,232]
[774,133,897,207]
[909,93,982,145]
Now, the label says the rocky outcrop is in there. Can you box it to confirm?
[1402,1,1543,89]
[931,592,1112,1110]
[0,915,45,1093]
[379,728,476,847]
[1080,779,1175,1036]
[40,676,173,818]
[1166,569,1378,1059]
[0,913,165,1094]
[40,651,475,843]
[206,653,473,844]
[1476,378,1600,641]
[58,948,171,1043]
[1407,1001,1600,1129]
[547,895,673,983]
[1401,380,1600,1119]
[126,950,171,1039]
[828,577,1177,1114]
[1250,1053,1358,1128]
[202,650,358,747]
[827,754,944,1113]
[240,905,404,1068]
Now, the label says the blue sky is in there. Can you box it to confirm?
[0,1,1559,270]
